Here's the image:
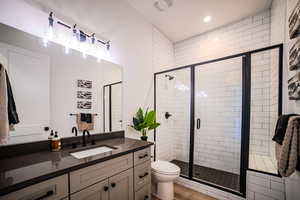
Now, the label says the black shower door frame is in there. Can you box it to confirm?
[153,44,283,197]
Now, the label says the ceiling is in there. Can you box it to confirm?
[127,0,273,42]
[28,0,273,43]
[27,0,140,41]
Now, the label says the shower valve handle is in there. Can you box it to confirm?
[196,118,201,129]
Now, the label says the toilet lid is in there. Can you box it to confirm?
[151,161,180,175]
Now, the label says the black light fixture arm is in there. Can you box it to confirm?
[48,12,110,50]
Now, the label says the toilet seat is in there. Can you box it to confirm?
[151,161,180,175]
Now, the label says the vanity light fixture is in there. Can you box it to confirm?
[42,12,111,61]
[203,16,212,23]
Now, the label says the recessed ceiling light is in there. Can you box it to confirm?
[203,16,212,23]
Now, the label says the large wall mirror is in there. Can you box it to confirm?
[0,23,123,145]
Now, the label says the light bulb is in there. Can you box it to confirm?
[82,52,87,59]
[48,26,54,39]
[105,50,111,59]
[42,37,48,47]
[65,46,70,54]
[97,55,101,63]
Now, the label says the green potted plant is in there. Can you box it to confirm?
[130,108,160,141]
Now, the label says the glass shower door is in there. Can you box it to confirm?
[155,68,191,177]
[193,56,243,192]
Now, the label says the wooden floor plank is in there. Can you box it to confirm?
[152,183,217,200]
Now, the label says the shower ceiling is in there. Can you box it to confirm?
[127,0,273,42]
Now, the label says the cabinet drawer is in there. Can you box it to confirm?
[134,148,150,166]
[0,175,68,200]
[70,153,133,193]
[135,184,151,200]
[70,179,109,200]
[134,160,151,191]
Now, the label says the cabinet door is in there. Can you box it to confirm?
[70,179,109,200]
[109,168,133,200]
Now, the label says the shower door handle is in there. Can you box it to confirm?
[196,118,201,129]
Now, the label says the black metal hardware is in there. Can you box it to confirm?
[48,12,54,27]
[144,195,149,200]
[44,127,50,131]
[165,112,172,119]
[139,172,149,179]
[196,118,201,129]
[111,183,116,188]
[104,186,109,191]
[82,130,90,147]
[138,154,148,159]
[70,113,98,116]
[34,190,54,200]
[72,126,78,136]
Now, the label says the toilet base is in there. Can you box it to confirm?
[152,181,174,200]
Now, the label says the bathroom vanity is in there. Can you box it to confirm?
[0,132,152,200]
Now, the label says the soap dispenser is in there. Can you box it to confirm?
[51,131,61,152]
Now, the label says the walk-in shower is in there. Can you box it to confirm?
[154,44,283,197]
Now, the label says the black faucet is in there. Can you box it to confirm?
[82,130,90,146]
[72,127,78,136]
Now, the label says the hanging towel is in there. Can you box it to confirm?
[0,64,9,144]
[76,113,94,131]
[276,116,300,177]
[80,113,92,123]
[5,70,19,126]
[272,114,299,144]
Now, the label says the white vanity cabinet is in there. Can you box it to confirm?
[0,175,68,200]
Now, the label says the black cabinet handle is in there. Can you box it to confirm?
[139,154,148,159]
[139,172,149,179]
[34,190,54,200]
[144,195,149,200]
[196,118,201,129]
[111,183,116,188]
[104,186,109,191]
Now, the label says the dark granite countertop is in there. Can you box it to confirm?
[0,137,153,196]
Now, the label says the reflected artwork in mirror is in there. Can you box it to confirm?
[0,23,123,145]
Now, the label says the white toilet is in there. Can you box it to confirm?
[151,161,180,200]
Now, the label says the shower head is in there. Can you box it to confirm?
[165,74,174,80]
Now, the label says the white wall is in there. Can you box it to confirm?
[152,26,175,159]
[0,0,175,141]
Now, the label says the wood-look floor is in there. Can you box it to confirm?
[152,183,217,200]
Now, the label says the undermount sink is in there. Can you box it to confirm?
[70,145,116,159]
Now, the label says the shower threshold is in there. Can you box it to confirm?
[171,160,240,191]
